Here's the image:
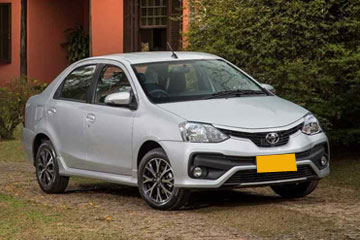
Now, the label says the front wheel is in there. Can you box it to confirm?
[271,180,318,199]
[138,148,190,210]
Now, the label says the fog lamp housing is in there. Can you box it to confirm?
[320,156,328,167]
[193,167,203,178]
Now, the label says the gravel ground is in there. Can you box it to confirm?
[1,159,360,240]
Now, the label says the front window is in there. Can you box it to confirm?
[95,65,132,104]
[133,59,267,103]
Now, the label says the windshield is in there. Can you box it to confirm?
[132,59,267,103]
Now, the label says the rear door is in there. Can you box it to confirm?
[47,64,97,168]
[82,63,136,175]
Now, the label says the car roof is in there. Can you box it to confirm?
[88,51,221,65]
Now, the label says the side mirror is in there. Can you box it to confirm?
[261,84,276,94]
[105,92,131,106]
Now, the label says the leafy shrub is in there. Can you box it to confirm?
[186,0,360,146]
[0,76,47,140]
[62,25,89,63]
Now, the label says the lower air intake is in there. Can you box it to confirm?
[224,165,317,185]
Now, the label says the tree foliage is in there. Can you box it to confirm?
[186,0,360,146]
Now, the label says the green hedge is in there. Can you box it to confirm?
[186,0,360,146]
[0,77,46,140]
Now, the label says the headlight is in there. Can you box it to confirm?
[302,114,322,135]
[179,122,229,143]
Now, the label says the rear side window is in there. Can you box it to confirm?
[59,65,96,102]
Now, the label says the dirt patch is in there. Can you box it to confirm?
[1,161,360,240]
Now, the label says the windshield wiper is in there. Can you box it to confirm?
[204,89,267,99]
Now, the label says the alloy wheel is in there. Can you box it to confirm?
[142,158,175,205]
[37,148,55,186]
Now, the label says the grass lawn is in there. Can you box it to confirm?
[0,192,128,240]
[0,126,25,163]
[323,154,360,191]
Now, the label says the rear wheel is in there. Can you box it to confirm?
[271,180,318,198]
[138,148,190,210]
[35,140,69,194]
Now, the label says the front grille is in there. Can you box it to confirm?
[224,165,317,185]
[219,123,304,147]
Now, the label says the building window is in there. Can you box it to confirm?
[124,0,182,52]
[0,3,11,63]
[140,0,168,28]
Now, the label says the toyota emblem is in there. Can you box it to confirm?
[265,132,280,145]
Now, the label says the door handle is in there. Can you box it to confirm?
[86,114,96,123]
[47,107,56,115]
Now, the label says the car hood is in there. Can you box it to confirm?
[157,96,308,129]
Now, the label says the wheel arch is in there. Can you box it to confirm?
[137,140,163,169]
[33,133,50,166]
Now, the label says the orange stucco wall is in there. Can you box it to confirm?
[28,0,89,83]
[182,0,190,49]
[0,0,20,85]
[0,0,188,85]
[90,0,123,56]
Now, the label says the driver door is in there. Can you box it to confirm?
[82,63,136,175]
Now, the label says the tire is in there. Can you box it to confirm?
[138,148,190,210]
[271,180,318,199]
[35,140,69,194]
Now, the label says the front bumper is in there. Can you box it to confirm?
[160,131,330,188]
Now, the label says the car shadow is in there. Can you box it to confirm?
[64,181,287,210]
[185,189,284,210]
[65,182,141,198]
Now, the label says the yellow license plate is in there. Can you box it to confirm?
[256,154,297,173]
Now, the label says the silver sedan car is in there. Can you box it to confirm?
[22,52,330,210]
